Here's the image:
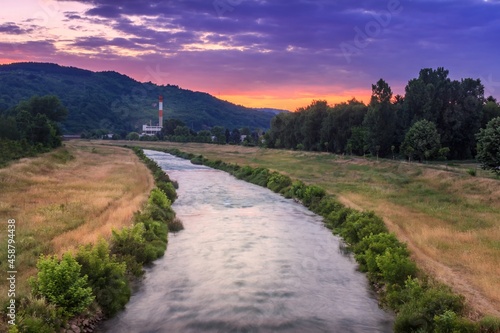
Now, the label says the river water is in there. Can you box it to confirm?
[100,150,393,333]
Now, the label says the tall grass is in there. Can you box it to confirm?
[0,142,154,319]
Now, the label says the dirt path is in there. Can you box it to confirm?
[338,194,500,319]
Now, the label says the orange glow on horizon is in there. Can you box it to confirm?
[218,91,372,111]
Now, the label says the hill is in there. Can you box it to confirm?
[0,62,277,133]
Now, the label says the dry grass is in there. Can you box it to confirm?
[105,141,500,317]
[0,141,153,302]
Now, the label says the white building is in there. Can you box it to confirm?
[142,124,162,136]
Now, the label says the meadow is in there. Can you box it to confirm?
[108,141,500,319]
[0,141,153,304]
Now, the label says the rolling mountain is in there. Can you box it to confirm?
[0,62,278,133]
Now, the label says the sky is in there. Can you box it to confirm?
[0,0,499,111]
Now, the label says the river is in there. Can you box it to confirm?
[99,150,393,333]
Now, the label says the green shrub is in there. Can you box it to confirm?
[235,165,254,178]
[111,223,149,266]
[393,279,465,332]
[479,316,500,333]
[146,203,175,224]
[339,211,387,245]
[148,188,171,210]
[248,167,271,186]
[289,180,306,199]
[434,310,479,333]
[267,172,292,193]
[30,253,94,318]
[190,155,204,165]
[76,240,131,316]
[354,233,407,272]
[302,185,326,208]
[325,207,354,229]
[376,248,417,285]
[157,181,177,202]
[143,219,168,242]
[314,197,344,217]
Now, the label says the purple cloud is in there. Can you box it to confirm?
[0,22,34,35]
[51,0,500,102]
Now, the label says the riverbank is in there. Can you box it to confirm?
[102,141,500,321]
[0,142,155,331]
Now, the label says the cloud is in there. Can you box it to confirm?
[0,22,34,35]
[50,0,500,105]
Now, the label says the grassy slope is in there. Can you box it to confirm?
[0,141,154,303]
[111,141,500,318]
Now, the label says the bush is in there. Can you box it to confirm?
[376,248,417,285]
[168,217,185,232]
[393,279,465,332]
[148,188,171,210]
[325,207,354,229]
[111,223,149,267]
[354,233,408,273]
[479,316,500,333]
[434,310,478,333]
[302,185,326,208]
[289,180,306,199]
[266,172,292,193]
[30,253,94,318]
[339,211,387,245]
[248,167,271,186]
[314,197,344,217]
[15,295,60,333]
[157,181,177,202]
[76,240,131,316]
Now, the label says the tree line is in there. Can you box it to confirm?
[265,67,500,162]
[0,95,67,166]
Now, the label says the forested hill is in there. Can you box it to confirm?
[0,62,277,133]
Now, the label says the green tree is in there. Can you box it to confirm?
[482,96,500,128]
[476,117,500,175]
[364,79,397,157]
[401,120,442,162]
[126,132,140,140]
[15,95,68,123]
[211,126,226,144]
[30,253,94,318]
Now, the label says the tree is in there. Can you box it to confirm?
[230,128,241,144]
[211,126,226,144]
[476,117,500,175]
[401,120,442,162]
[161,118,186,136]
[15,95,68,123]
[364,79,397,157]
[126,132,140,140]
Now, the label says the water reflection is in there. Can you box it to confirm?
[99,150,393,333]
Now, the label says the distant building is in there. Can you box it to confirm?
[142,125,162,136]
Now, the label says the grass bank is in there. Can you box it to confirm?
[0,142,155,330]
[105,141,500,321]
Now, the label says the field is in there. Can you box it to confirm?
[0,141,154,303]
[107,141,500,318]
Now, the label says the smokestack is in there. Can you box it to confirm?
[159,95,163,127]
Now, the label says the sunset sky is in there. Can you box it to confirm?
[1,0,499,111]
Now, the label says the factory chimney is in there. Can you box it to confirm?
[158,95,163,127]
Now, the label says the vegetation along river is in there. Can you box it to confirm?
[100,150,394,333]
